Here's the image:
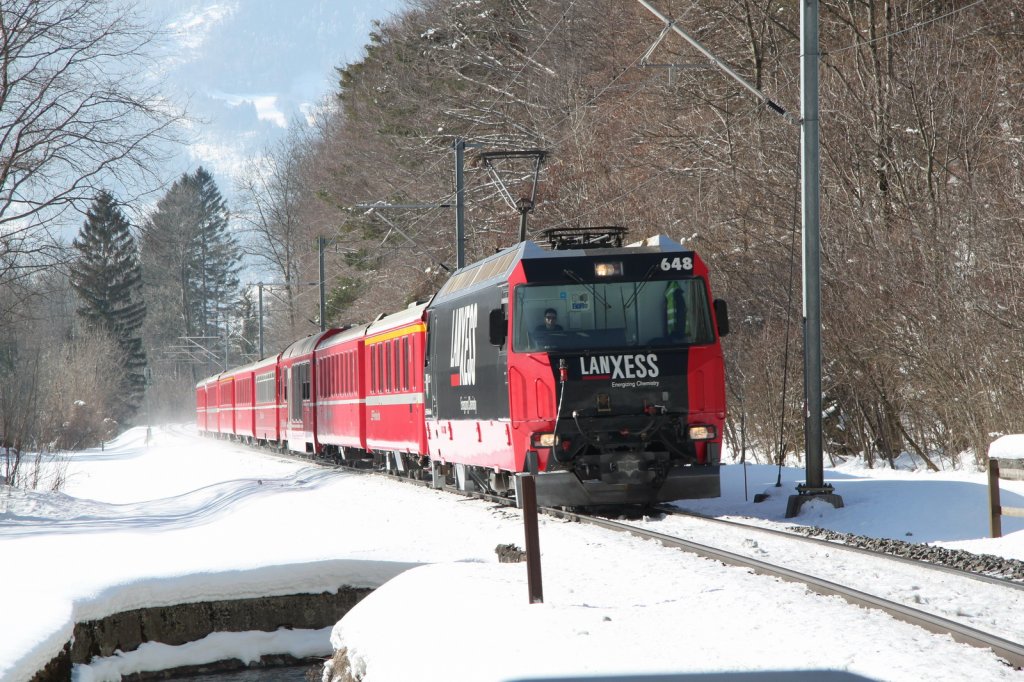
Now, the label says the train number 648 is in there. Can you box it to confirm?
[660,256,693,271]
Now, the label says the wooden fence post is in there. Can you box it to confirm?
[989,459,1002,539]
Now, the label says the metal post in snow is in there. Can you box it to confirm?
[632,0,840,513]
[801,0,824,494]
[521,474,544,604]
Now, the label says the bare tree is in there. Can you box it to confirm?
[0,270,119,488]
[39,329,123,452]
[235,127,316,342]
[0,0,181,288]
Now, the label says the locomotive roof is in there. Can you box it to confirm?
[433,242,528,302]
[432,234,690,304]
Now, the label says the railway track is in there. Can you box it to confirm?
[656,504,1024,586]
[551,508,1024,670]
[391,465,1024,670]
[205,431,1024,670]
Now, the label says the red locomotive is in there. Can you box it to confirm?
[197,229,729,507]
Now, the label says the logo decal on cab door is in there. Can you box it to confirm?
[449,303,477,387]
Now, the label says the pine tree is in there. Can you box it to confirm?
[141,168,240,382]
[71,191,148,423]
[190,167,240,341]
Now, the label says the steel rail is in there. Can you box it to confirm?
[653,504,1024,591]
[557,510,1024,669]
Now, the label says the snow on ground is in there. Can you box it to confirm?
[1,425,1023,682]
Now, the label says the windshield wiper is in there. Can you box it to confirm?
[622,264,659,310]
[562,268,611,310]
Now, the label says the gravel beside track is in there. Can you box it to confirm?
[791,526,1024,582]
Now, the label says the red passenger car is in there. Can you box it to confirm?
[229,362,257,441]
[216,373,235,435]
[252,354,281,445]
[363,303,429,458]
[195,375,218,433]
[315,325,369,457]
[279,330,341,453]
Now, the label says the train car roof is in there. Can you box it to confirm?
[318,322,373,350]
[365,300,429,338]
[196,351,278,388]
[281,329,338,360]
[220,359,263,378]
[195,373,222,389]
[319,301,429,350]
[251,353,280,371]
[432,234,691,305]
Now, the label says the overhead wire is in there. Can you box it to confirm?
[826,0,987,56]
[546,0,990,234]
[310,0,990,257]
[320,0,641,277]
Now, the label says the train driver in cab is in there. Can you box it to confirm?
[537,308,563,332]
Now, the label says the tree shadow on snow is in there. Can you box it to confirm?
[672,463,1024,543]
[0,467,344,537]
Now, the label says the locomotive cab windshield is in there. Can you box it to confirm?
[513,276,715,353]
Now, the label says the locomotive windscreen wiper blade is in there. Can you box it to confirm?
[622,264,659,310]
[562,268,611,310]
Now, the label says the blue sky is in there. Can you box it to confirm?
[142,0,408,207]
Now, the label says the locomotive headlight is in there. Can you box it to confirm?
[594,261,623,277]
[688,425,716,441]
[532,432,559,448]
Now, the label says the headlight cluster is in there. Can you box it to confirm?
[687,425,717,441]
[531,433,559,448]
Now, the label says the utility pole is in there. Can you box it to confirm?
[454,138,466,269]
[319,236,327,332]
[258,283,264,357]
[802,0,823,486]
[787,0,842,517]
[222,309,229,370]
[634,0,841,516]
[143,366,153,445]
[253,280,319,356]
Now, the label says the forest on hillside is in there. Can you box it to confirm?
[2,0,1023,478]
[245,0,1024,470]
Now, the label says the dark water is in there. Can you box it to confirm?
[172,664,319,681]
